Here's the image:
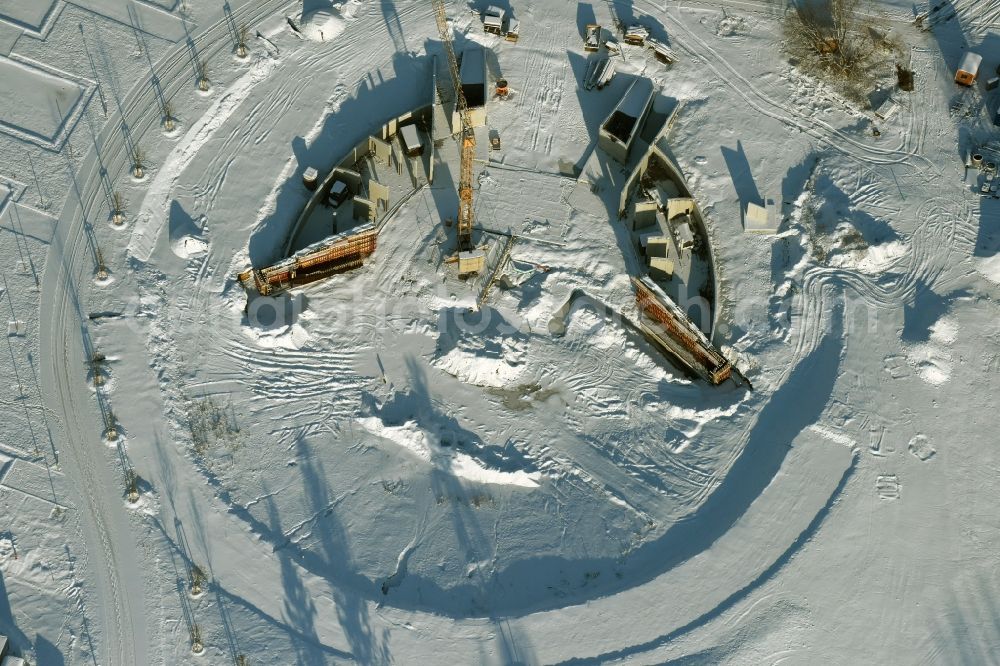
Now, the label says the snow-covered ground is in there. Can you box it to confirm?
[2,0,1000,663]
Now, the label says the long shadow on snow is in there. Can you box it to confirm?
[927,0,983,159]
[263,485,325,666]
[901,282,969,343]
[0,569,29,653]
[721,141,763,212]
[558,311,854,664]
[576,2,596,38]
[976,192,1000,258]
[293,436,391,664]
[400,357,501,616]
[380,0,408,53]
[35,635,65,665]
[380,301,844,618]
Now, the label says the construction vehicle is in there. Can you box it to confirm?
[432,0,478,267]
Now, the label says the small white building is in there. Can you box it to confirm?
[743,201,778,234]
[302,166,319,190]
[956,51,982,85]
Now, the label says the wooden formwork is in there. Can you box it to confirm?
[632,277,732,385]
[240,225,377,296]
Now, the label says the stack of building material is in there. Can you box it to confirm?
[743,201,778,234]
[585,24,602,51]
[647,38,678,63]
[624,25,649,45]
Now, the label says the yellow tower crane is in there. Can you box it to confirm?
[432,0,476,257]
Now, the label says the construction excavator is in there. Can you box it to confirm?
[431,0,477,262]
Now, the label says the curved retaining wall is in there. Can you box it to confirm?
[616,105,723,342]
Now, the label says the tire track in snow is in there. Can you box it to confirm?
[659,6,928,168]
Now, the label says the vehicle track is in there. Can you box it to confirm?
[653,4,929,169]
[40,2,303,663]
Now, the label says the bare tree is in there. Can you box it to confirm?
[196,56,210,91]
[190,624,204,654]
[126,470,140,503]
[132,144,146,179]
[190,564,206,595]
[237,23,250,58]
[162,100,176,132]
[784,0,898,101]
[112,191,127,225]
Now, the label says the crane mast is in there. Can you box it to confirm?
[432,0,476,253]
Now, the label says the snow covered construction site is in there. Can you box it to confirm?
[2,0,1000,662]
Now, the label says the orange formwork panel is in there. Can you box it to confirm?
[632,277,731,385]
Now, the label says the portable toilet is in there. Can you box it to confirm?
[955,52,982,86]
